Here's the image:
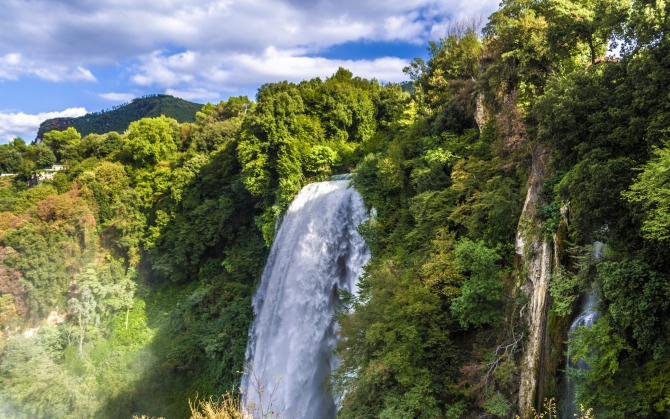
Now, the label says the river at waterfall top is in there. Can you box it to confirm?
[241,178,370,419]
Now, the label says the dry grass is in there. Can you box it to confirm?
[516,398,594,419]
[133,393,249,419]
[188,393,244,419]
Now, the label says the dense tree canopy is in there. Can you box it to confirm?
[2,1,670,417]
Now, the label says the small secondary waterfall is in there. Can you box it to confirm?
[562,242,603,418]
[563,292,599,417]
[241,178,369,419]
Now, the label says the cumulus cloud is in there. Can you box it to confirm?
[132,48,410,94]
[229,47,409,84]
[0,108,87,143]
[0,0,500,98]
[0,53,96,82]
[99,93,136,102]
[1,0,431,60]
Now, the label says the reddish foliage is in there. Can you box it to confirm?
[36,186,96,233]
[0,247,27,316]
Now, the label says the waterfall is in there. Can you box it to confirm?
[563,291,599,417]
[562,242,603,418]
[241,178,369,419]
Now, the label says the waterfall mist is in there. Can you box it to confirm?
[241,178,369,419]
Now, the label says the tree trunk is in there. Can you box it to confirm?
[78,312,84,356]
[589,37,596,65]
[125,307,129,329]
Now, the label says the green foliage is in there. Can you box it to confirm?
[0,328,97,419]
[0,104,264,418]
[124,116,180,166]
[534,11,670,415]
[147,143,265,284]
[0,294,17,327]
[237,70,406,244]
[334,29,526,414]
[12,184,57,213]
[568,318,647,418]
[43,127,82,162]
[0,147,23,173]
[2,222,73,315]
[406,22,482,108]
[4,2,670,415]
[545,0,630,64]
[108,299,152,350]
[598,259,670,359]
[536,40,670,245]
[451,239,503,328]
[571,318,630,384]
[333,260,456,419]
[188,96,250,153]
[68,286,97,355]
[31,145,57,168]
[305,145,339,178]
[549,269,580,317]
[483,0,553,104]
[624,142,670,241]
[484,392,512,417]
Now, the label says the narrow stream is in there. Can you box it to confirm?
[562,242,603,418]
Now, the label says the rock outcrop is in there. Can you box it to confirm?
[516,142,553,418]
[474,93,489,131]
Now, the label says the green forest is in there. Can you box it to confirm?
[35,95,203,142]
[2,0,670,418]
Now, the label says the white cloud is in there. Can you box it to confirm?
[0,0,501,97]
[0,108,88,143]
[227,48,410,84]
[131,51,196,87]
[0,53,96,82]
[132,48,410,94]
[100,92,136,101]
[2,0,388,60]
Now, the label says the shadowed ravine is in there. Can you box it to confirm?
[241,178,369,419]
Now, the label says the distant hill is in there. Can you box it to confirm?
[36,94,204,141]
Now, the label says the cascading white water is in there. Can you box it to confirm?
[562,242,603,418]
[563,291,599,417]
[241,178,369,419]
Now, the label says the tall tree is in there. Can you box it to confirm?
[42,127,81,163]
[545,0,630,64]
[68,287,97,356]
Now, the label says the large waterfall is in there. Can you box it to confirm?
[241,178,369,419]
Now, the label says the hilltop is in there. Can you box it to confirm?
[36,94,203,140]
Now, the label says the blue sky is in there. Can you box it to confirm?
[0,0,499,142]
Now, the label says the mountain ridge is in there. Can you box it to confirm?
[36,94,203,141]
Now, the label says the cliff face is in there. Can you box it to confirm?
[477,90,556,416]
[516,142,552,418]
[474,93,489,131]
